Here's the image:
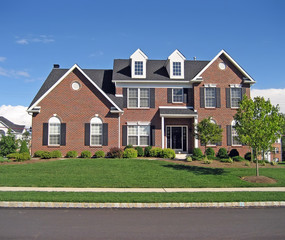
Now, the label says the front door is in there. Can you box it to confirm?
[166,126,187,152]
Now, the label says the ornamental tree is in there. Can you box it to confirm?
[0,129,17,156]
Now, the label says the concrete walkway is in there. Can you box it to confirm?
[0,187,285,192]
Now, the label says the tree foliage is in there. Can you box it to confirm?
[19,140,29,154]
[234,96,284,176]
[0,129,17,156]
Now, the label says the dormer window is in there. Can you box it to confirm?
[173,62,181,76]
[135,61,143,75]
[167,49,186,79]
[130,49,148,78]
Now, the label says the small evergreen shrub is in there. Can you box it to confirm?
[6,153,20,159]
[203,159,212,164]
[217,148,228,159]
[144,146,152,157]
[244,152,252,161]
[41,151,52,159]
[19,141,29,154]
[220,158,233,163]
[245,161,250,166]
[192,148,203,160]
[94,150,105,158]
[34,150,45,158]
[205,147,215,157]
[124,144,133,150]
[207,155,219,160]
[161,148,176,159]
[107,147,124,158]
[186,156,192,162]
[229,149,239,158]
[271,161,277,166]
[135,146,144,157]
[51,150,62,158]
[66,151,78,158]
[80,150,92,158]
[232,156,245,162]
[149,147,163,157]
[16,153,31,161]
[123,148,138,158]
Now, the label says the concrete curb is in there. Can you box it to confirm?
[0,201,285,209]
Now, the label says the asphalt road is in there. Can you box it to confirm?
[0,207,284,239]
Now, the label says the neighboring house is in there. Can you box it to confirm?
[27,49,282,160]
[0,116,25,140]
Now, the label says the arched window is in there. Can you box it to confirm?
[231,120,241,146]
[48,116,61,145]
[90,117,102,146]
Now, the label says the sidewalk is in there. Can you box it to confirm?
[1,187,285,192]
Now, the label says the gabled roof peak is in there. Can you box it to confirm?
[168,49,186,61]
[130,48,148,60]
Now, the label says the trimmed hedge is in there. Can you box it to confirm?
[149,147,163,157]
[34,151,45,158]
[41,151,52,159]
[123,148,138,158]
[6,153,20,159]
[124,144,133,150]
[217,148,228,159]
[66,151,78,158]
[135,146,144,157]
[80,151,92,158]
[51,150,62,158]
[94,150,105,158]
[16,153,31,161]
[161,148,176,159]
[192,148,203,160]
[144,146,152,157]
[205,147,215,157]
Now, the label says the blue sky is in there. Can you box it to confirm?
[0,0,284,125]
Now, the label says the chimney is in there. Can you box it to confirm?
[53,64,60,68]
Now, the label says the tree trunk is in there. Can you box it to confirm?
[251,148,254,162]
[256,155,259,176]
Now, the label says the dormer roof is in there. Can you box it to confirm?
[130,48,148,60]
[168,49,186,61]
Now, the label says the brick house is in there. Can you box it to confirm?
[0,116,25,140]
[27,49,282,161]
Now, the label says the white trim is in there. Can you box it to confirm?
[115,94,123,97]
[172,88,183,103]
[161,117,164,149]
[159,106,193,109]
[127,125,150,147]
[127,121,151,126]
[191,49,255,83]
[160,114,197,118]
[116,82,192,89]
[48,116,61,146]
[113,80,190,84]
[27,64,123,112]
[230,84,242,88]
[204,84,217,87]
[118,115,121,148]
[90,121,103,147]
[166,125,188,153]
[194,116,198,148]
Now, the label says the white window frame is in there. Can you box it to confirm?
[230,87,242,108]
[90,117,103,146]
[231,120,242,146]
[274,147,279,154]
[134,61,143,76]
[205,87,216,108]
[48,116,61,146]
[127,88,150,108]
[173,62,181,76]
[172,88,183,103]
[127,125,150,147]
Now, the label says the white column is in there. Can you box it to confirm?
[194,116,198,148]
[161,116,165,149]
[118,114,121,148]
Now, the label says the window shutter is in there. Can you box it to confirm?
[242,87,246,97]
[226,88,231,108]
[42,123,48,146]
[151,125,155,146]
[60,123,66,146]
[216,88,221,108]
[217,125,222,146]
[84,123,90,146]
[167,88,172,103]
[200,87,205,108]
[188,88,194,107]
[227,125,232,146]
[150,88,155,108]
[122,125,127,146]
[102,123,108,146]
[183,88,188,103]
[123,88,127,108]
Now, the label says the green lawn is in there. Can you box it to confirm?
[0,159,285,188]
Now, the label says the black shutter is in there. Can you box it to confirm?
[183,88,188,103]
[226,88,231,108]
[242,87,246,98]
[227,125,232,146]
[200,87,205,108]
[150,88,155,108]
[84,123,90,146]
[122,125,127,146]
[60,123,66,146]
[167,88,172,103]
[42,123,48,146]
[188,88,194,107]
[216,88,221,108]
[151,125,155,146]
[217,125,222,146]
[123,88,127,108]
[102,123,108,146]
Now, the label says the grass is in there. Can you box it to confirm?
[0,191,284,203]
[0,159,285,188]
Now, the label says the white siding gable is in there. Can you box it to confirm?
[167,49,186,79]
[130,49,148,79]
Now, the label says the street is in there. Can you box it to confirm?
[0,207,284,239]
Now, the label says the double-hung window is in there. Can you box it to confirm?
[231,121,241,146]
[48,117,61,145]
[90,117,102,146]
[128,125,150,146]
[173,62,181,76]
[172,88,183,103]
[134,61,143,76]
[128,88,150,108]
[231,88,242,108]
[205,87,216,108]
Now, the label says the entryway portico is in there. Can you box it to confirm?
[159,107,198,153]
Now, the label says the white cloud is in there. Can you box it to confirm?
[16,39,29,45]
[251,88,285,113]
[0,67,30,78]
[0,105,31,127]
[16,35,54,45]
[0,57,6,62]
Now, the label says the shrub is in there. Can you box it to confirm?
[66,151,78,158]
[261,161,266,166]
[0,157,10,163]
[123,148,138,158]
[107,147,124,158]
[6,153,20,159]
[271,161,278,166]
[220,158,233,163]
[186,156,192,162]
[0,133,17,156]
[80,150,92,158]
[229,149,239,158]
[51,150,62,158]
[203,159,212,164]
[94,150,105,158]
[232,156,245,162]
[207,155,219,160]
[19,141,29,154]
[193,148,203,158]
[124,144,133,150]
[205,147,215,157]
[244,152,251,161]
[34,150,45,158]
[144,146,152,157]
[245,161,250,167]
[135,146,144,157]
[162,148,176,159]
[16,152,31,161]
[217,148,228,159]
[149,147,163,157]
[41,151,52,159]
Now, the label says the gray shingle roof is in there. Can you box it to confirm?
[159,108,197,116]
[0,116,25,133]
[112,59,209,81]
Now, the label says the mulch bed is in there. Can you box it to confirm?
[241,176,277,184]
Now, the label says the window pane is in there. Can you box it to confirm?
[49,135,60,145]
[135,61,143,75]
[173,95,183,102]
[139,126,150,136]
[232,127,241,145]
[91,124,102,135]
[128,126,138,135]
[91,135,102,145]
[140,98,149,107]
[129,88,138,98]
[140,136,149,146]
[205,88,216,107]
[140,88,149,98]
[173,88,183,103]
[231,88,242,108]
[128,136,138,145]
[173,62,181,76]
[128,98,138,107]
[49,123,60,134]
